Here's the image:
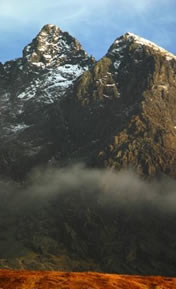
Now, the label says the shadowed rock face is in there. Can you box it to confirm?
[0,28,176,178]
[68,32,176,177]
[0,24,95,179]
[0,26,176,275]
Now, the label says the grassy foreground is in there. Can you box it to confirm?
[0,270,175,288]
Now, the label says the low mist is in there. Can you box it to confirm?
[0,163,176,213]
[0,164,176,275]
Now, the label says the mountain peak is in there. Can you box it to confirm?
[22,24,90,68]
[108,32,176,61]
[37,24,61,40]
[42,23,59,30]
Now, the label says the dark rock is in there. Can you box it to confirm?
[0,27,176,275]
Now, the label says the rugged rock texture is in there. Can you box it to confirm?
[0,26,176,275]
[1,29,176,178]
[0,270,175,289]
[0,24,94,178]
[69,32,176,177]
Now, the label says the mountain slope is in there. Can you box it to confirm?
[0,27,176,275]
[67,32,176,177]
[0,29,176,178]
[0,24,94,178]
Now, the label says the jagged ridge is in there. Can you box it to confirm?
[0,26,176,276]
[0,24,95,178]
[70,31,176,177]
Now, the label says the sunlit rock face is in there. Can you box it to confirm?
[23,24,89,68]
[0,27,176,276]
[1,26,176,178]
[71,32,176,177]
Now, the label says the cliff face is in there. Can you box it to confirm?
[1,28,176,179]
[1,28,176,178]
[0,26,176,275]
[0,24,94,178]
[68,32,176,177]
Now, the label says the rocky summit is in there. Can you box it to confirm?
[0,24,94,178]
[0,25,176,276]
[70,32,176,177]
[0,27,176,178]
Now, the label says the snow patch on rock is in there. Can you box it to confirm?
[112,32,176,61]
[17,63,88,103]
[10,123,30,132]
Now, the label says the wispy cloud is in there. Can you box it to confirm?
[1,164,176,213]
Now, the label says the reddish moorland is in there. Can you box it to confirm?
[0,270,175,288]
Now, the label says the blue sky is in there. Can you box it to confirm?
[0,0,176,63]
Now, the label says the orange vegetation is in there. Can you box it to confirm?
[0,270,175,289]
